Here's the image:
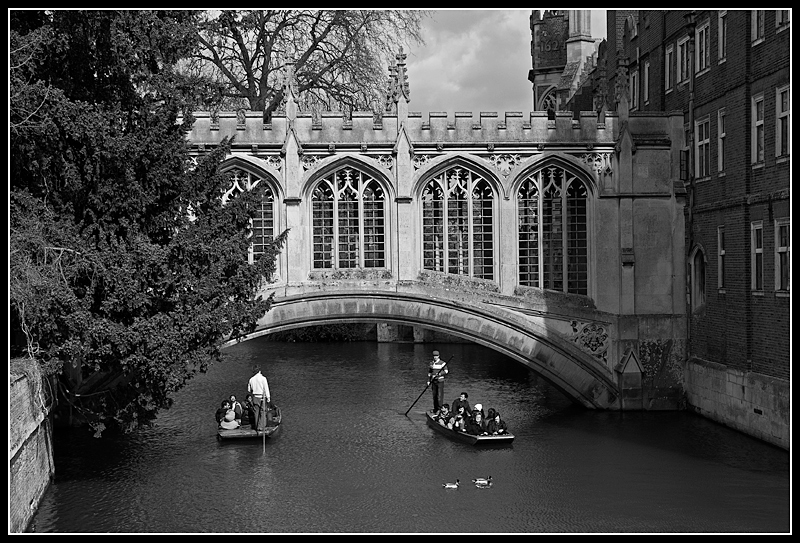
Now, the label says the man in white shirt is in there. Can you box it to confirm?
[247,364,271,430]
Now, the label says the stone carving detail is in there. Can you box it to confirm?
[413,154,433,169]
[570,320,609,365]
[580,152,613,175]
[264,155,282,171]
[301,155,321,170]
[376,154,393,171]
[488,154,523,177]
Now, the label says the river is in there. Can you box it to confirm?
[29,337,791,534]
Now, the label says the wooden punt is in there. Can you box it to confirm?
[425,411,514,445]
[217,405,282,441]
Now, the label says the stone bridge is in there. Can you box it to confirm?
[228,280,624,409]
[194,52,687,410]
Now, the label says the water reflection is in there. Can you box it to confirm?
[30,338,790,534]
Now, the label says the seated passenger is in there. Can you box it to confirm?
[229,394,243,423]
[436,403,455,429]
[219,409,241,430]
[465,410,488,436]
[242,394,255,426]
[451,392,471,416]
[453,405,470,432]
[486,411,509,435]
[486,407,497,423]
[215,400,231,424]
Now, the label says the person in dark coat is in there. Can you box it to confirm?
[465,410,488,436]
[451,392,471,416]
[215,400,232,424]
[486,411,509,435]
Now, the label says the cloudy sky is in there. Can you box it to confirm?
[403,9,607,116]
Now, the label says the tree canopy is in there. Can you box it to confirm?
[185,9,428,116]
[10,10,286,433]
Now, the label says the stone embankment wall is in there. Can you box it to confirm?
[9,358,55,533]
[684,358,789,450]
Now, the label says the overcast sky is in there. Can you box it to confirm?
[404,9,607,117]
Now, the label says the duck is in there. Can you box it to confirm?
[442,479,460,489]
[472,476,492,486]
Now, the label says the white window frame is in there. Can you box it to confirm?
[665,45,674,92]
[677,36,689,84]
[751,221,764,292]
[696,20,710,74]
[775,85,790,158]
[643,61,650,105]
[631,69,639,110]
[774,218,790,293]
[695,116,711,178]
[775,9,789,31]
[752,10,765,44]
[717,226,725,290]
[752,93,765,164]
[718,11,727,62]
[717,108,726,174]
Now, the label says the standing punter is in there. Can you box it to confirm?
[247,364,271,431]
[427,350,448,414]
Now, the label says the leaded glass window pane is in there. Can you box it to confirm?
[421,166,495,279]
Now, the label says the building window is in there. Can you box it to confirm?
[311,166,386,270]
[775,9,790,30]
[717,108,726,173]
[717,226,725,290]
[696,117,710,178]
[422,165,495,279]
[776,85,790,158]
[665,45,674,92]
[517,164,589,295]
[696,21,710,73]
[751,221,763,291]
[752,10,765,43]
[631,69,639,110]
[718,11,727,62]
[677,37,689,83]
[221,167,277,264]
[752,94,765,164]
[775,219,790,292]
[690,246,706,311]
[643,61,650,105]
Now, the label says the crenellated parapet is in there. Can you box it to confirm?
[188,108,622,146]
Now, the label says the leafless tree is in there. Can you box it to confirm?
[186,10,428,117]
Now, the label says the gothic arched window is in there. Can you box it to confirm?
[422,165,495,280]
[690,246,706,311]
[311,166,386,269]
[517,165,589,295]
[221,167,276,264]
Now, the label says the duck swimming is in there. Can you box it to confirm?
[472,476,492,486]
[442,479,460,489]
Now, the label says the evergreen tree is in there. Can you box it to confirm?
[10,10,286,433]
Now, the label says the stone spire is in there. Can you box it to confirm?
[386,47,410,116]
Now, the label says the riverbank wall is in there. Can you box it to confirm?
[684,358,789,450]
[9,358,56,533]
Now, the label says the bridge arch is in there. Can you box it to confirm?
[227,290,621,410]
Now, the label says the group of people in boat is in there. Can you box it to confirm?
[426,350,509,437]
[432,391,509,437]
[215,364,275,432]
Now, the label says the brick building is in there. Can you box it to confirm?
[530,9,789,448]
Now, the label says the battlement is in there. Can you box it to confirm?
[185,109,626,149]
